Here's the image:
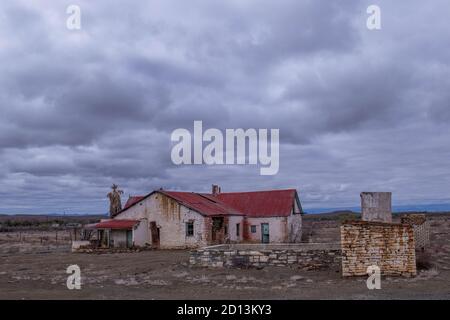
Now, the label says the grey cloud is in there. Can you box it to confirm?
[0,0,450,214]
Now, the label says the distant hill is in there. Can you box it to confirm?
[303,210,450,221]
[304,203,450,214]
[303,210,360,221]
[0,214,107,227]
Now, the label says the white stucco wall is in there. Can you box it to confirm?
[243,195,302,243]
[287,213,302,242]
[115,192,208,249]
[228,215,244,242]
[293,198,302,214]
[133,219,149,246]
[245,215,302,243]
[111,230,128,247]
[245,217,288,243]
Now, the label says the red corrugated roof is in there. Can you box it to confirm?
[124,196,145,209]
[95,219,139,229]
[119,189,300,218]
[160,191,244,217]
[214,189,298,217]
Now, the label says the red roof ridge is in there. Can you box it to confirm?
[214,188,297,195]
[123,196,145,210]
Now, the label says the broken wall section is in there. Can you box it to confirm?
[341,221,416,277]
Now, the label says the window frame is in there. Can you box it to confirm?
[186,221,194,237]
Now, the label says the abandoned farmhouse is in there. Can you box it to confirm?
[93,186,303,249]
[75,188,429,278]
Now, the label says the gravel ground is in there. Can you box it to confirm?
[0,249,449,300]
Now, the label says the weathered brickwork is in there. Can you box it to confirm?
[341,221,416,277]
[190,243,341,270]
[401,214,430,250]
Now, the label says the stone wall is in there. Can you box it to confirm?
[341,221,416,277]
[190,243,341,270]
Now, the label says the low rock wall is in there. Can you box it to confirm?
[190,243,341,269]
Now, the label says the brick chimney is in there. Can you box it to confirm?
[212,184,221,196]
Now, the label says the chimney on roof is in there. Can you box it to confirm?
[212,184,221,196]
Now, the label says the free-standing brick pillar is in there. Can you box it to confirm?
[360,192,392,223]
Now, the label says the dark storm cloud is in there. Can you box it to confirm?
[0,0,450,214]
[0,72,171,147]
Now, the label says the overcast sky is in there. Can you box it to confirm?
[1,0,450,214]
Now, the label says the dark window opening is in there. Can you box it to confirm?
[251,225,257,233]
[236,223,240,237]
[186,222,194,236]
[212,218,223,230]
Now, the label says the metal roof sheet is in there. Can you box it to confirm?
[214,189,298,217]
[95,219,139,229]
[123,196,145,209]
[160,191,245,217]
[120,189,299,218]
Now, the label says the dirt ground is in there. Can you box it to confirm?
[1,249,450,299]
[1,214,450,300]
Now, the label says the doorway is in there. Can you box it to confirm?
[150,221,160,248]
[126,230,133,248]
[211,217,225,244]
[261,223,270,243]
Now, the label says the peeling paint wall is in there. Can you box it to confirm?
[243,215,300,243]
[116,193,207,249]
[244,214,302,243]
[133,219,149,246]
[228,215,244,242]
[341,221,416,277]
[110,230,127,248]
[288,214,302,243]
[245,217,286,243]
